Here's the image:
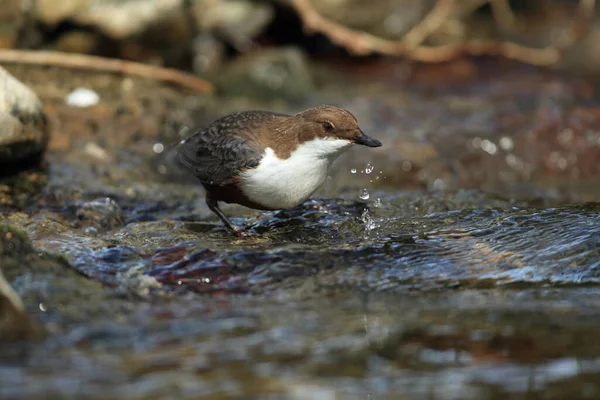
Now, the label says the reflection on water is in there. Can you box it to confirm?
[2,288,600,399]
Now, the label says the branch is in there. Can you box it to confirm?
[490,0,517,32]
[402,0,456,50]
[290,0,596,65]
[0,50,215,94]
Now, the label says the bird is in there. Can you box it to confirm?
[176,105,382,236]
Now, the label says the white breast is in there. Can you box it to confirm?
[239,138,352,209]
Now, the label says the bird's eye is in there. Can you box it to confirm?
[322,121,335,132]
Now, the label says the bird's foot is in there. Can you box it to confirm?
[232,228,251,238]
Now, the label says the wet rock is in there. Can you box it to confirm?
[0,67,49,166]
[75,197,124,233]
[216,47,315,101]
[0,223,140,331]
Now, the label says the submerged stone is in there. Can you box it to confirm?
[216,47,316,102]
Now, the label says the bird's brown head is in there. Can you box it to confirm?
[292,105,382,148]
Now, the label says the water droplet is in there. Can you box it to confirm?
[84,226,98,235]
[359,189,370,200]
[360,170,364,174]
[374,198,382,208]
[481,139,497,155]
[365,162,374,174]
[39,303,47,312]
[158,165,167,175]
[153,143,165,153]
[499,136,514,151]
[351,168,357,174]
[360,208,378,232]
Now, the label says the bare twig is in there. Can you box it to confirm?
[290,0,596,65]
[555,0,597,49]
[291,0,399,55]
[490,0,517,32]
[402,0,456,50]
[412,39,560,65]
[0,50,215,93]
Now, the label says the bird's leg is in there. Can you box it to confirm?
[206,196,246,237]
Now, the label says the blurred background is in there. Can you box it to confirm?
[3,2,600,400]
[2,0,599,75]
[3,0,600,199]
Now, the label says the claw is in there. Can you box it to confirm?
[232,228,247,238]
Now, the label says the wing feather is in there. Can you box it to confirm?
[176,111,288,186]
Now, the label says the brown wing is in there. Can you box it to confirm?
[176,111,288,186]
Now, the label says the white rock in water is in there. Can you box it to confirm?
[66,88,100,108]
[0,66,44,117]
[0,66,49,163]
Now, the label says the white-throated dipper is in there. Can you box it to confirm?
[177,105,382,236]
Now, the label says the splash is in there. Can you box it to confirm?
[360,208,378,233]
[359,188,370,200]
[152,143,164,154]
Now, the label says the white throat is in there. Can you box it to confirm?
[240,138,352,209]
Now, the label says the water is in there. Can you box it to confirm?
[4,196,600,399]
[152,143,164,154]
[4,161,600,400]
[4,61,600,400]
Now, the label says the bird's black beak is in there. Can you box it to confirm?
[354,130,382,148]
